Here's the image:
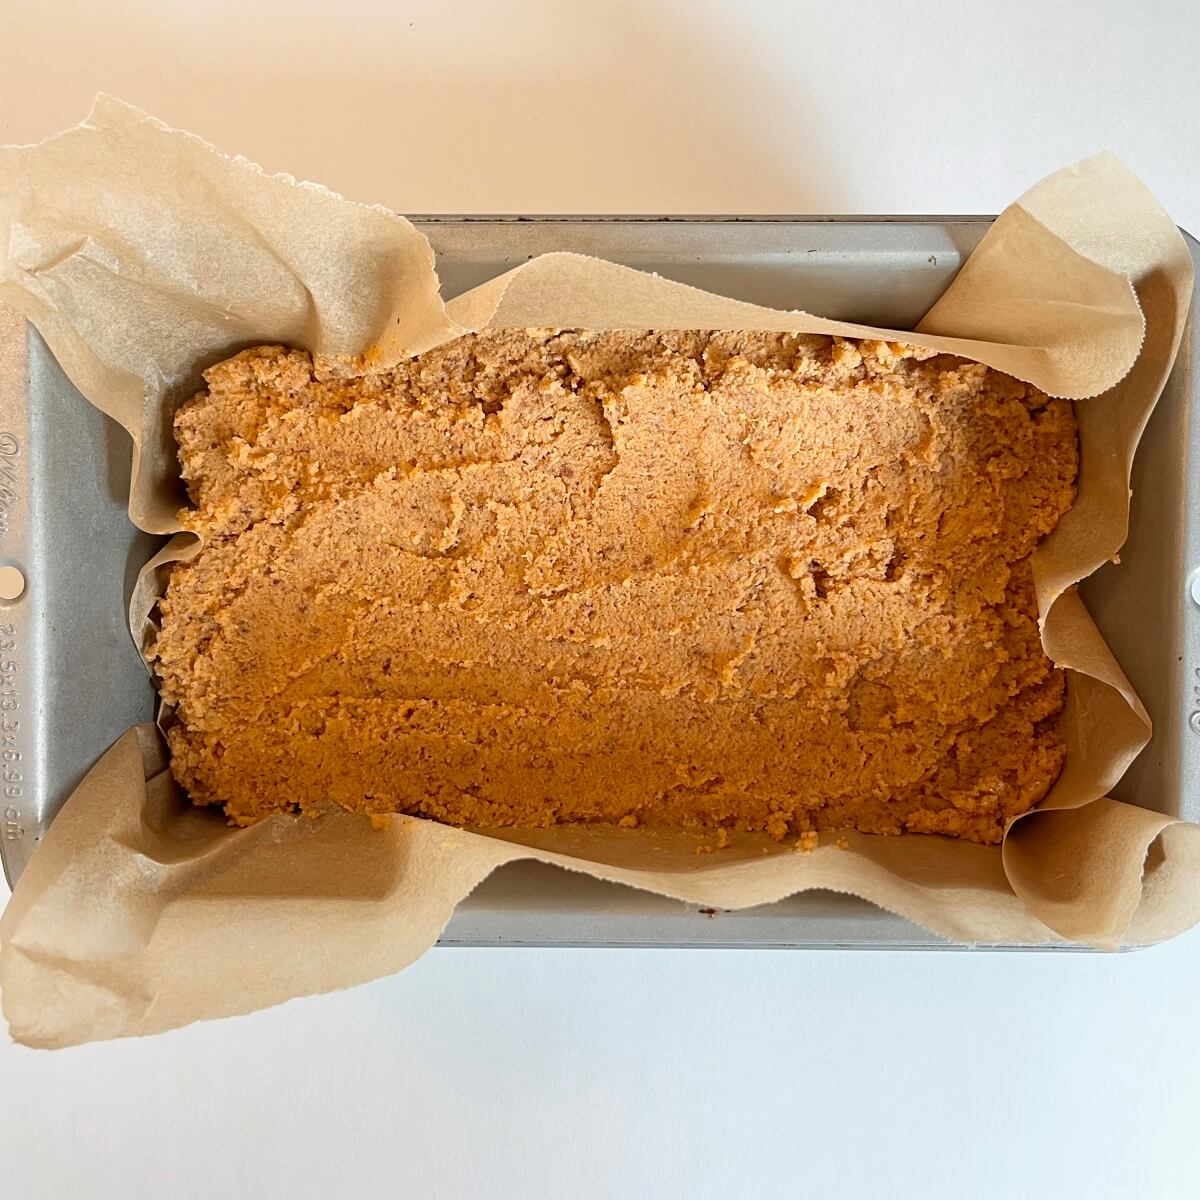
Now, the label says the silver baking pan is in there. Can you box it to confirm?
[1,218,1197,949]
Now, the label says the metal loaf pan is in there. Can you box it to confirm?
[1,217,1196,949]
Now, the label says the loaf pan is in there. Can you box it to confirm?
[1,217,1196,948]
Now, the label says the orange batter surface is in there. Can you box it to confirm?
[153,331,1077,844]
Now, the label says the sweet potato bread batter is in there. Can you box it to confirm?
[153,331,1077,844]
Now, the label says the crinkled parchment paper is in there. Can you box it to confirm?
[0,97,1197,1047]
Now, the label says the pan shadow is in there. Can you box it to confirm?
[4,0,846,216]
[277,0,847,215]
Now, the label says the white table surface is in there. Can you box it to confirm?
[2,2,1199,1196]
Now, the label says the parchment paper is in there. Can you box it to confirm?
[1,96,1197,1048]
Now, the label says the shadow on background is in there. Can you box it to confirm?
[2,0,844,214]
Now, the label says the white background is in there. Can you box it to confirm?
[2,2,1200,1197]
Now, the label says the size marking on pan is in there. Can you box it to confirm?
[0,622,23,839]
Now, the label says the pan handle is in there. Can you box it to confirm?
[0,308,38,888]
[0,311,158,890]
